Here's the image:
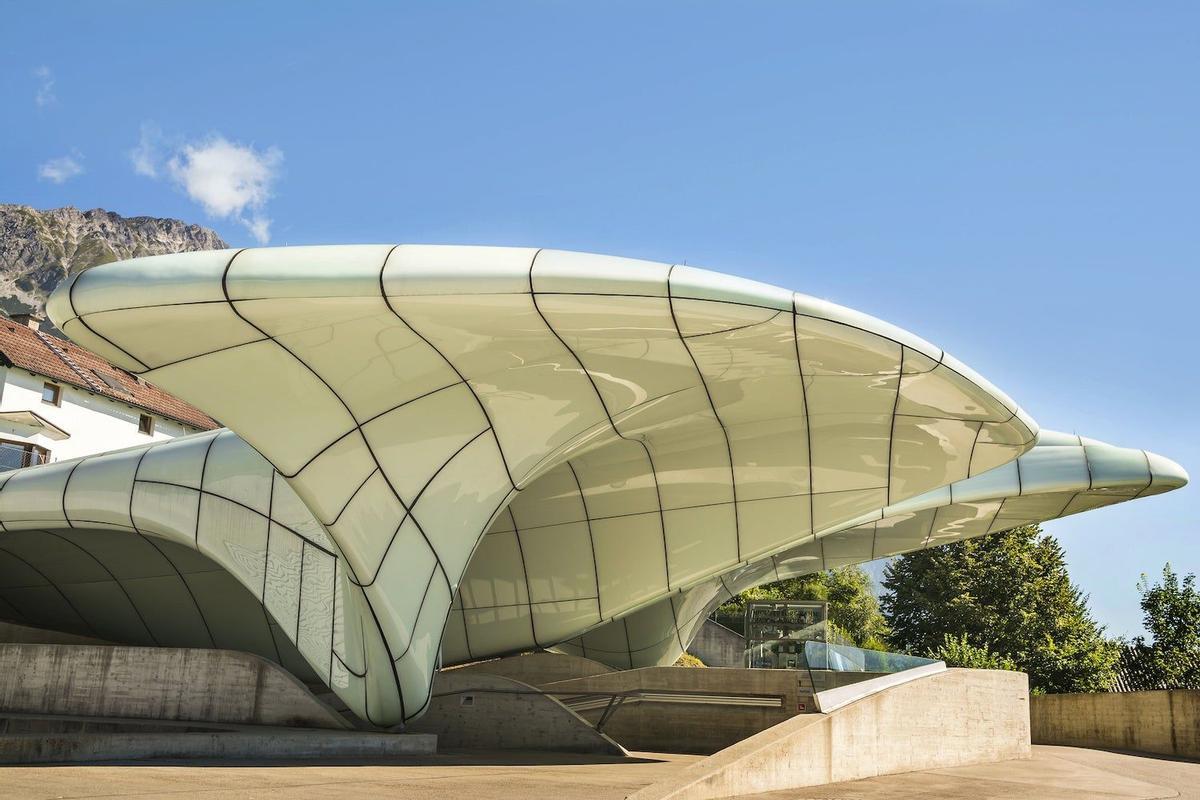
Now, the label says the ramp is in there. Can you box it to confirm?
[629,667,1031,800]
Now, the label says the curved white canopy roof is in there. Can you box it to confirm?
[0,245,1179,725]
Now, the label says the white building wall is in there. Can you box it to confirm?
[0,366,203,463]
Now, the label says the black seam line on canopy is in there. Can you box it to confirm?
[885,348,905,506]
[378,248,517,492]
[138,336,272,372]
[458,595,602,612]
[327,557,338,682]
[193,433,219,547]
[963,422,984,483]
[0,593,26,620]
[294,541,307,642]
[0,543,103,639]
[478,483,887,536]
[296,547,337,681]
[667,263,743,566]
[216,249,409,723]
[526,249,673,592]
[333,648,367,679]
[791,311,818,555]
[621,617,634,669]
[407,572,465,724]
[323,468,381,528]
[668,592,687,654]
[128,444,218,649]
[129,478,338,558]
[355,575,407,725]
[506,502,542,649]
[347,427,491,590]
[567,461,604,617]
[280,380,467,480]
[37,527,160,647]
[680,311,784,340]
[351,608,378,729]
[263,471,276,605]
[1132,451,1156,500]
[451,485,522,662]
[65,272,151,372]
[389,562,441,664]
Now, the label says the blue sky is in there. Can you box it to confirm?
[3,2,1195,638]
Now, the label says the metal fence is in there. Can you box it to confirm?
[1110,644,1200,692]
[0,442,49,473]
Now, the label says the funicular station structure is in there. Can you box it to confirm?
[0,245,1185,743]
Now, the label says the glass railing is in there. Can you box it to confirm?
[742,638,937,674]
[802,640,938,674]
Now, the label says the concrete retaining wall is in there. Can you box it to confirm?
[545,666,811,754]
[0,730,435,764]
[0,644,348,730]
[630,668,1031,800]
[687,620,744,669]
[450,652,615,687]
[406,670,624,754]
[1031,690,1199,759]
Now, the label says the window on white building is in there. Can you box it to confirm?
[41,382,61,406]
[138,414,154,436]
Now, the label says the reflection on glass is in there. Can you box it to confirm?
[739,599,937,675]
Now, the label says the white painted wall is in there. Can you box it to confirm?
[0,366,203,463]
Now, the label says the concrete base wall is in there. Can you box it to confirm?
[687,620,744,669]
[1031,690,1199,759]
[545,666,811,754]
[0,730,435,764]
[630,668,1031,800]
[0,644,348,730]
[407,670,624,754]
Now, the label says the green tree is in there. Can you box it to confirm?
[881,524,1117,693]
[1134,563,1200,689]
[928,633,1018,671]
[716,565,890,649]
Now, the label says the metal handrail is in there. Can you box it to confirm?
[428,685,788,733]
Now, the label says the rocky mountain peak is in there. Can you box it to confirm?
[0,204,227,315]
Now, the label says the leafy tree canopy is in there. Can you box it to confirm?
[881,524,1117,693]
[716,565,890,650]
[928,632,1018,671]
[1133,563,1200,689]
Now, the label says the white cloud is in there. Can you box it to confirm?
[129,122,162,178]
[33,66,55,108]
[165,135,283,244]
[38,152,84,184]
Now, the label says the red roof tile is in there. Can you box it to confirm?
[0,319,217,431]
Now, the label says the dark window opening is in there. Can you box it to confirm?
[41,382,61,406]
[138,414,154,436]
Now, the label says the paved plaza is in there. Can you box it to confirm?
[0,746,1195,800]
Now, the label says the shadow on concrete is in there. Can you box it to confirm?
[1,749,678,769]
